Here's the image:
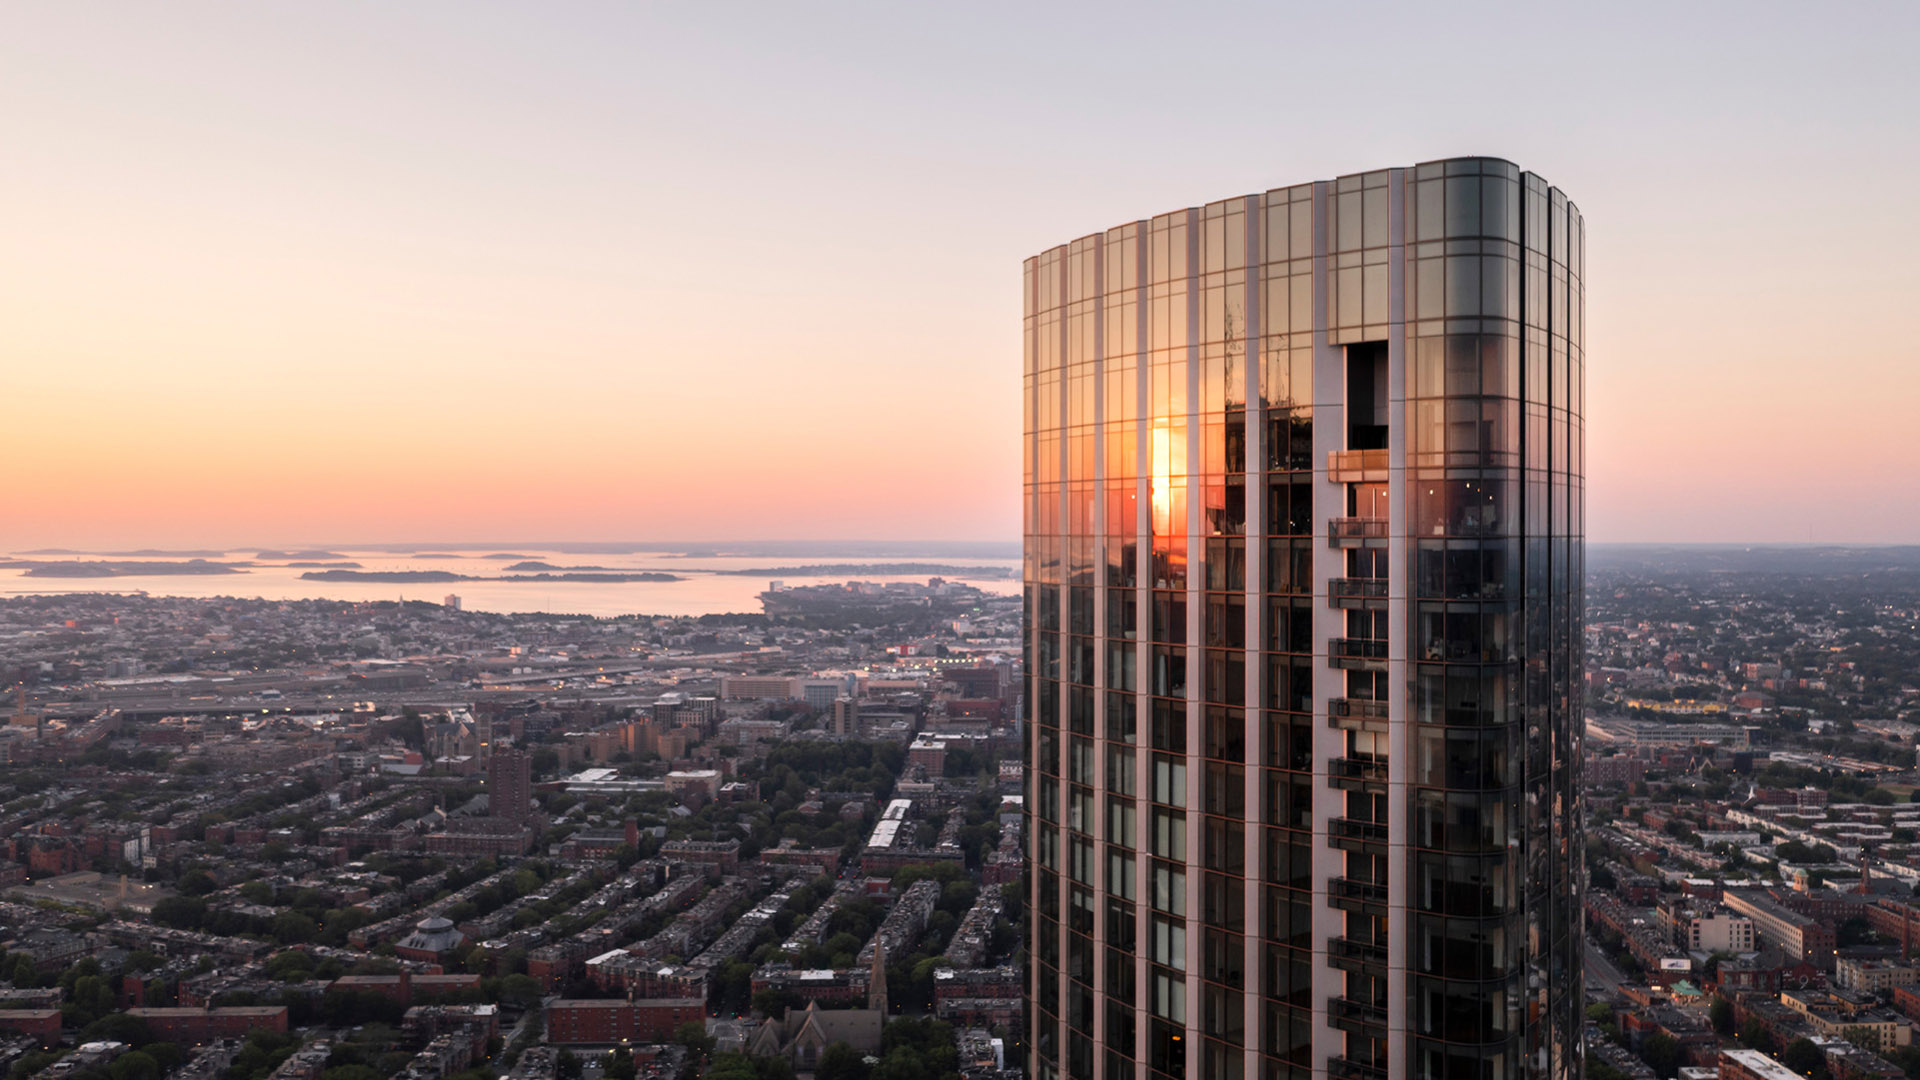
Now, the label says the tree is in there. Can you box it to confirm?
[108,1052,159,1080]
[1782,1039,1830,1080]
[752,988,799,1018]
[266,951,315,982]
[814,1043,869,1080]
[1741,1018,1778,1054]
[1882,1044,1920,1080]
[137,1044,182,1074]
[7,955,38,988]
[81,1014,155,1047]
[499,975,542,1009]
[1640,1033,1679,1079]
[556,1050,582,1080]
[271,912,319,945]
[151,896,206,931]
[8,1052,62,1080]
[1589,1062,1631,1080]
[63,976,116,1027]
[701,1054,763,1080]
[176,870,218,896]
[1710,997,1734,1036]
[671,1020,715,1057]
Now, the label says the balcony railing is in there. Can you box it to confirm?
[1330,818,1388,844]
[1328,448,1389,483]
[1329,638,1388,669]
[1330,996,1389,1030]
[1329,877,1387,905]
[1330,698,1389,721]
[1329,577,1389,603]
[1328,517,1389,546]
[1330,757,1389,784]
[1331,936,1389,966]
[1331,1058,1389,1080]
[1331,638,1388,660]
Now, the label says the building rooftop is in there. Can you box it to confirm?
[1722,1050,1804,1080]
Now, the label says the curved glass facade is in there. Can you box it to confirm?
[1023,158,1584,1080]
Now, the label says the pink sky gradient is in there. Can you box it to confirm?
[3,3,1916,549]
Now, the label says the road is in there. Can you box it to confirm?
[1585,939,1628,994]
[488,1002,543,1070]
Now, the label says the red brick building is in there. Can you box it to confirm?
[556,821,641,860]
[658,839,740,873]
[326,972,482,1007]
[0,1010,60,1041]
[944,699,1005,721]
[129,1006,289,1042]
[544,998,705,1045]
[1870,899,1920,957]
[757,844,842,876]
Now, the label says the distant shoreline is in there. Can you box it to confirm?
[299,569,682,584]
[5,559,249,578]
[715,563,1017,577]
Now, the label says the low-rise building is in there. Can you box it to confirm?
[127,1007,289,1043]
[1837,957,1920,995]
[1721,1049,1803,1080]
[544,999,705,1045]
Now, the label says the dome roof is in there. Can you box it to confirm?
[396,915,466,955]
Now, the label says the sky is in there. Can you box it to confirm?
[2,1,1917,549]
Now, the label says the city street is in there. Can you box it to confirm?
[1585,939,1629,995]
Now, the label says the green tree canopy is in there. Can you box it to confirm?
[108,1051,159,1080]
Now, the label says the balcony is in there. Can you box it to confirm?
[1330,936,1389,974]
[1329,576,1389,609]
[1328,877,1387,913]
[1330,697,1389,724]
[1330,995,1389,1034]
[1330,1059,1388,1080]
[1329,448,1389,483]
[1328,516,1388,547]
[1329,817,1388,852]
[1329,756,1388,790]
[1329,637,1388,670]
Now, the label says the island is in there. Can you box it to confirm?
[507,572,680,583]
[11,559,249,578]
[300,570,474,583]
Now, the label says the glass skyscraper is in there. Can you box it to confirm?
[1021,157,1584,1080]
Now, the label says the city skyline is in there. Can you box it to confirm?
[4,2,1918,551]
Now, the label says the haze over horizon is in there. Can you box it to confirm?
[4,1,1917,550]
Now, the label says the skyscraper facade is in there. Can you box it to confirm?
[1021,157,1584,1080]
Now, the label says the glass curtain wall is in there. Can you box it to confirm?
[1026,157,1582,1080]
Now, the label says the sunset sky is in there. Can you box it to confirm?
[3,2,1917,549]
